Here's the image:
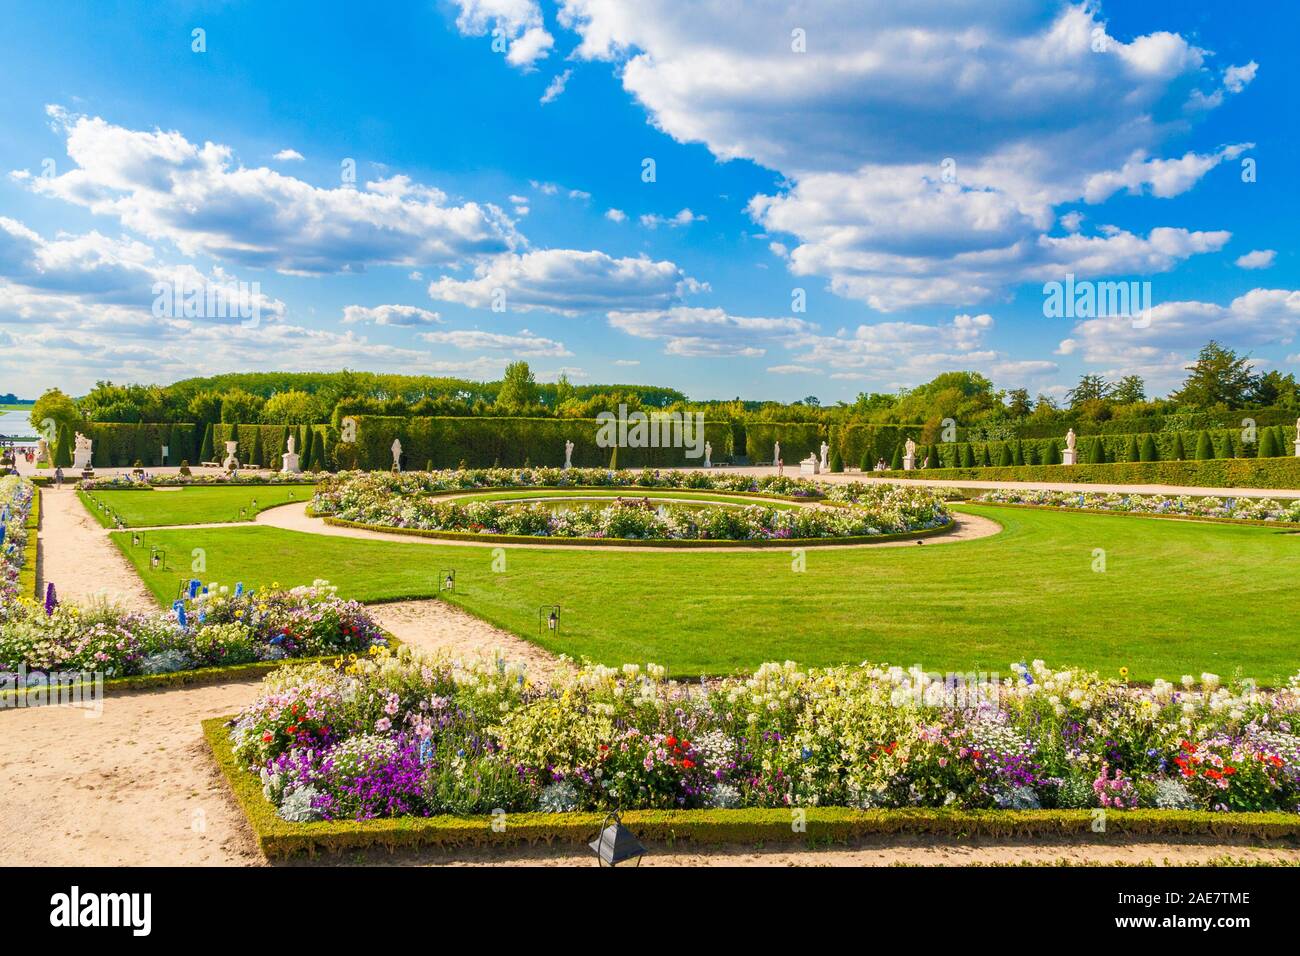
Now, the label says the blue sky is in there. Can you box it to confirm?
[0,0,1296,402]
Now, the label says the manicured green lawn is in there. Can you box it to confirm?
[449,487,799,509]
[110,504,1300,682]
[79,485,314,527]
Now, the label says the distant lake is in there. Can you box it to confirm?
[0,409,36,439]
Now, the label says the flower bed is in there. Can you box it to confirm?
[976,489,1300,524]
[77,473,322,491]
[0,476,36,605]
[1,581,386,684]
[310,470,949,541]
[226,651,1300,830]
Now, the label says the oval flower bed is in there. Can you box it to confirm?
[1,581,385,681]
[78,472,321,491]
[977,488,1300,524]
[311,470,950,542]
[230,651,1300,823]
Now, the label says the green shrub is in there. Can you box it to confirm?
[1124,435,1139,462]
[890,442,904,470]
[1171,433,1186,461]
[200,423,214,463]
[829,449,843,473]
[883,456,1300,489]
[1195,431,1214,460]
[1139,434,1158,462]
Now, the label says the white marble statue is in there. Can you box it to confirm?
[1062,428,1077,466]
[773,441,781,465]
[35,437,49,464]
[1293,418,1300,457]
[902,438,917,471]
[703,441,712,468]
[564,439,574,470]
[281,433,301,474]
[391,438,402,472]
[222,440,240,470]
[799,453,820,476]
[73,432,94,471]
[819,442,829,471]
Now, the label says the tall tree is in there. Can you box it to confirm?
[1171,341,1255,409]
[1065,374,1112,409]
[1006,388,1032,417]
[495,361,538,410]
[1110,375,1147,405]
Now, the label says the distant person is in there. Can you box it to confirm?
[923,456,930,469]
[54,466,64,488]
[776,457,784,477]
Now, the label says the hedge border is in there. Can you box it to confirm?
[970,500,1300,531]
[202,719,1300,859]
[18,485,40,599]
[317,513,957,549]
[0,633,404,703]
[877,457,1300,490]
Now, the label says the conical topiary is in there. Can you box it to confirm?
[1258,428,1278,458]
[829,449,843,473]
[998,442,1014,467]
[1171,433,1186,461]
[54,422,74,467]
[251,427,264,468]
[859,450,872,472]
[1125,435,1140,462]
[890,442,904,470]
[1046,439,1061,465]
[1219,433,1235,459]
[199,423,214,463]
[1139,434,1158,462]
[1195,430,1214,460]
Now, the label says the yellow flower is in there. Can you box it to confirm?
[1119,666,1129,679]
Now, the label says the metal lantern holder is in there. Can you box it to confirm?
[439,569,456,593]
[149,546,166,571]
[539,604,561,636]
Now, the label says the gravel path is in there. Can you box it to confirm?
[37,487,157,611]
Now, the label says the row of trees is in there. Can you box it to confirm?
[29,341,1300,449]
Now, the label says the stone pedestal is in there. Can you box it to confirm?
[280,452,301,474]
[903,454,915,471]
[72,448,93,471]
[1062,448,1076,465]
[799,457,820,476]
[1294,439,1300,458]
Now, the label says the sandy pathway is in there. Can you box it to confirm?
[256,501,1002,551]
[0,680,263,865]
[369,600,569,682]
[37,487,157,611]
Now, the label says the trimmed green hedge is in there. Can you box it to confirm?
[935,426,1298,470]
[333,416,733,471]
[203,719,1300,859]
[19,486,39,599]
[84,423,200,468]
[830,423,926,471]
[1014,407,1300,439]
[881,457,1300,489]
[213,423,331,470]
[743,422,825,465]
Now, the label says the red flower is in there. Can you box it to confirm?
[681,759,695,769]
[262,732,273,742]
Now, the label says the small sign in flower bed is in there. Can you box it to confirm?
[977,489,1300,525]
[310,470,950,543]
[213,651,1300,855]
[0,581,387,693]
